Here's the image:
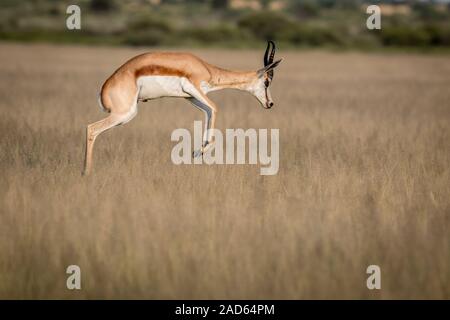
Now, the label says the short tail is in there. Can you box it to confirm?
[97,93,111,113]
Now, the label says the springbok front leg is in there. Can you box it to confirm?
[182,80,218,158]
[186,96,217,158]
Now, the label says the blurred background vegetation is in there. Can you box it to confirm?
[1,0,450,50]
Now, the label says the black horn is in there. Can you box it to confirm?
[263,40,276,80]
[264,40,276,66]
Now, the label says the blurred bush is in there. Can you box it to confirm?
[90,0,117,13]
[424,24,450,46]
[123,15,172,46]
[379,24,450,47]
[284,25,347,46]
[290,0,321,18]
[238,11,295,41]
[184,25,250,45]
[381,26,431,47]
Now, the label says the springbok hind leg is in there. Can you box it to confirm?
[83,112,133,176]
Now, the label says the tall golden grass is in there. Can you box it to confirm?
[0,43,449,299]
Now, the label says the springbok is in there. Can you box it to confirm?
[84,41,282,175]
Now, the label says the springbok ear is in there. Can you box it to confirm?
[257,59,283,77]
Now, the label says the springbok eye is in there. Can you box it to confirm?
[264,79,270,88]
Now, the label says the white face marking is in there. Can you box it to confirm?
[137,76,190,101]
[249,77,272,108]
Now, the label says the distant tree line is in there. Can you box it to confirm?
[0,0,449,49]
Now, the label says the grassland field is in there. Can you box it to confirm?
[0,42,449,299]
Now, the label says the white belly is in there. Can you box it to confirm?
[137,76,190,100]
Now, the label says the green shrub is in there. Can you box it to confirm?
[424,24,450,46]
[211,0,229,9]
[412,3,449,21]
[123,15,172,46]
[237,11,295,41]
[123,30,167,46]
[290,0,321,18]
[127,16,172,33]
[381,26,431,47]
[184,25,248,44]
[90,0,117,13]
[284,24,346,46]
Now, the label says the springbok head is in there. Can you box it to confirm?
[251,40,282,109]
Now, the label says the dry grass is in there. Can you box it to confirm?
[0,43,449,299]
